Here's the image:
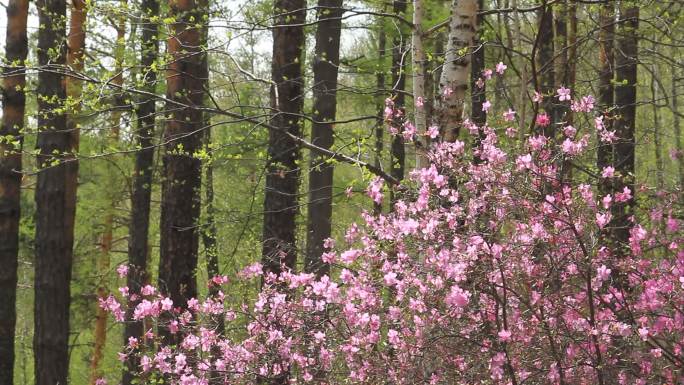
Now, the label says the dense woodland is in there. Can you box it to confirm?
[1,0,684,384]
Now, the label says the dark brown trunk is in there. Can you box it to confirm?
[0,0,28,383]
[305,0,344,277]
[373,19,386,215]
[158,0,204,334]
[537,4,555,137]
[261,0,306,276]
[470,0,486,128]
[597,1,615,195]
[34,0,75,384]
[122,0,159,382]
[612,6,638,250]
[390,0,407,202]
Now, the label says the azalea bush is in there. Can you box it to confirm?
[103,69,684,385]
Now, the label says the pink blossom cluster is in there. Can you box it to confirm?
[102,81,684,385]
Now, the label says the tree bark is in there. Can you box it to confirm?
[437,0,477,142]
[412,0,428,168]
[374,17,386,215]
[612,6,638,250]
[159,0,205,329]
[537,3,555,137]
[597,1,615,196]
[34,0,76,384]
[0,0,28,383]
[123,0,158,381]
[305,0,344,277]
[390,0,407,201]
[470,0,486,127]
[673,73,684,192]
[261,0,306,276]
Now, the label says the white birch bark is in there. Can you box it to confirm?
[437,0,478,142]
[412,0,428,168]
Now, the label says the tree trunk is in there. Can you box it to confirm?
[412,0,428,168]
[305,0,343,277]
[470,0,486,130]
[374,18,386,215]
[537,3,555,137]
[261,0,306,276]
[123,0,158,381]
[673,74,684,192]
[650,60,663,189]
[34,0,76,384]
[159,0,205,328]
[437,0,477,142]
[597,1,615,195]
[612,6,638,250]
[0,0,28,383]
[390,0,407,201]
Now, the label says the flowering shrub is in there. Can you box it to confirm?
[103,71,684,385]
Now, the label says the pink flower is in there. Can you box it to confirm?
[415,96,424,108]
[601,166,615,178]
[95,378,107,385]
[557,86,571,101]
[116,264,129,278]
[446,285,470,308]
[495,62,507,74]
[476,77,485,89]
[427,125,439,139]
[502,109,516,122]
[482,100,492,112]
[535,113,550,127]
[402,121,416,141]
[366,177,384,204]
[533,90,543,103]
[597,265,612,281]
[563,125,576,137]
[482,69,493,80]
[497,329,512,342]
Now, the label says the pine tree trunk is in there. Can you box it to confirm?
[123,0,158,381]
[0,0,28,383]
[34,0,76,384]
[437,0,477,142]
[261,0,306,276]
[597,1,615,196]
[159,0,204,330]
[651,61,664,189]
[612,6,638,250]
[305,0,344,277]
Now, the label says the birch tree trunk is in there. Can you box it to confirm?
[437,0,477,142]
[412,0,428,168]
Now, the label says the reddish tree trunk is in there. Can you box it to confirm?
[159,0,205,330]
[0,0,28,383]
[34,0,76,384]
